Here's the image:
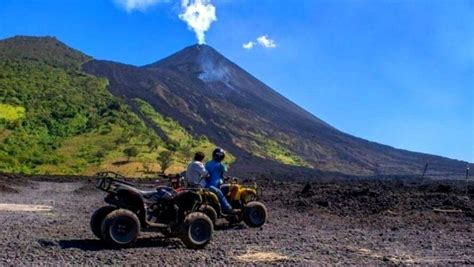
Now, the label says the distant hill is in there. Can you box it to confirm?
[0,36,89,69]
[0,36,470,178]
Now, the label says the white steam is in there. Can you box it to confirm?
[179,0,217,44]
[196,47,235,93]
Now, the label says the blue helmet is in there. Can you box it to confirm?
[212,147,225,162]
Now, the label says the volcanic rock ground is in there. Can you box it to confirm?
[0,174,472,265]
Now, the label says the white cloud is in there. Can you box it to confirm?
[242,41,255,50]
[179,0,217,44]
[114,0,166,12]
[257,35,277,48]
[243,35,277,50]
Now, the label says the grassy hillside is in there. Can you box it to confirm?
[134,98,235,166]
[0,36,232,177]
[232,131,310,168]
[0,58,156,175]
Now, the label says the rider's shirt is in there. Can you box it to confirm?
[205,160,227,188]
[185,160,208,187]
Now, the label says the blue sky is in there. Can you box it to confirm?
[0,0,473,162]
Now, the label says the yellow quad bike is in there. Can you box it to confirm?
[195,177,267,228]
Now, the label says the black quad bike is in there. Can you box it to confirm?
[90,172,213,249]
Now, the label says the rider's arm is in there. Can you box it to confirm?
[218,163,228,185]
[198,163,209,183]
[204,162,212,181]
[220,163,228,177]
[197,162,208,176]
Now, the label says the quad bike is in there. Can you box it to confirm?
[189,177,267,228]
[90,172,213,249]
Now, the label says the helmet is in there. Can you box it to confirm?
[212,147,226,162]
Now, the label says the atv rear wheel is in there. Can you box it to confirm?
[179,212,213,249]
[199,205,217,226]
[243,201,267,228]
[90,206,116,239]
[101,209,140,247]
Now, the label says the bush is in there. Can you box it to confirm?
[157,150,173,174]
[123,147,139,162]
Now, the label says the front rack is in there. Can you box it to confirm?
[95,172,135,192]
[224,176,262,200]
[96,171,128,180]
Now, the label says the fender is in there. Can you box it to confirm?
[106,189,147,224]
[201,190,221,212]
[239,188,257,203]
[176,190,202,212]
[202,191,219,205]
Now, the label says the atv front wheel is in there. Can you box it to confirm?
[199,205,217,226]
[90,206,116,239]
[179,212,213,249]
[243,201,267,228]
[101,209,140,247]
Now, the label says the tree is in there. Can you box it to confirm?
[147,138,160,152]
[95,149,107,165]
[123,147,139,162]
[165,140,179,152]
[143,161,153,174]
[157,150,173,174]
[115,133,129,145]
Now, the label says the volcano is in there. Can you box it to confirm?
[82,44,468,178]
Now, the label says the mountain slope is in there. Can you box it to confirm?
[0,36,229,176]
[83,44,469,178]
[0,36,468,178]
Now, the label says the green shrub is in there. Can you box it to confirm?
[123,147,139,162]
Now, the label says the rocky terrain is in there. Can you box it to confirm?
[0,174,472,265]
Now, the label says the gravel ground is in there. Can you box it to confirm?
[0,174,472,265]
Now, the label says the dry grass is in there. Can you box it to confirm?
[0,203,53,212]
[235,251,289,263]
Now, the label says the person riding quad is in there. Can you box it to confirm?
[185,151,208,188]
[205,148,239,214]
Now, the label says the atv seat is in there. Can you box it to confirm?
[132,186,177,200]
[139,190,161,199]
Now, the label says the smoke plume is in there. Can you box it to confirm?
[179,0,217,44]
